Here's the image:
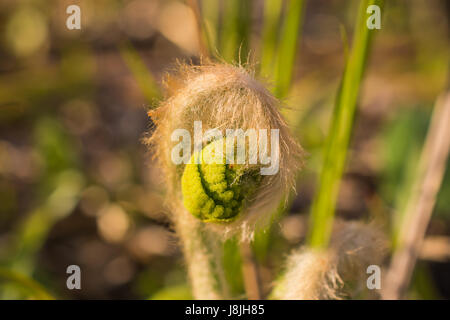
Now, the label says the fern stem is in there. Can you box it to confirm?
[175,209,229,299]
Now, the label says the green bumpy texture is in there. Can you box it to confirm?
[181,139,261,222]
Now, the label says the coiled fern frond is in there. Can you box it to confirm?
[182,138,262,222]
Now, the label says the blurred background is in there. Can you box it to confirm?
[0,0,449,299]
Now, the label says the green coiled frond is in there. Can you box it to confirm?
[182,139,261,222]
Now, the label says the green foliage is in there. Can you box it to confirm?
[379,105,450,246]
[307,0,383,248]
[200,0,220,53]
[120,42,161,103]
[259,0,306,98]
[150,284,193,300]
[219,0,251,63]
[0,268,54,300]
[378,107,429,242]
[259,0,284,78]
[409,263,439,299]
[273,0,306,98]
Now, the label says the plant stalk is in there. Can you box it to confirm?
[307,0,382,248]
[383,92,450,299]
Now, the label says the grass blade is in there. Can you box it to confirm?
[273,0,306,98]
[119,42,161,104]
[0,267,54,300]
[308,0,383,248]
[259,0,284,77]
[220,0,251,63]
[198,0,220,56]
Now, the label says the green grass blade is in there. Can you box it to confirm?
[274,0,306,98]
[259,0,284,77]
[199,0,220,56]
[119,42,161,104]
[307,0,383,248]
[0,267,54,300]
[220,0,251,63]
